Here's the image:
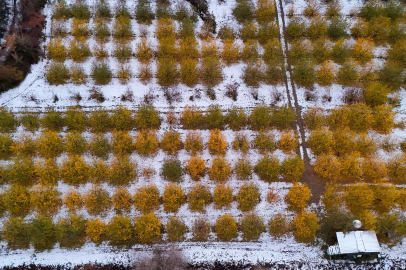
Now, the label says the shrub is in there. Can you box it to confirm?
[185,131,203,154]
[57,215,87,249]
[180,58,199,86]
[208,157,232,183]
[222,40,240,65]
[293,61,315,88]
[113,16,132,40]
[71,1,90,20]
[41,109,64,131]
[4,185,31,217]
[254,156,280,182]
[91,62,112,85]
[90,134,111,159]
[352,38,374,63]
[91,159,109,183]
[270,107,295,131]
[232,133,249,153]
[373,184,397,214]
[64,190,83,213]
[397,189,406,210]
[241,214,265,241]
[316,61,335,86]
[180,105,205,129]
[323,183,343,211]
[61,155,90,185]
[95,1,111,19]
[307,17,327,39]
[258,22,279,45]
[0,109,15,133]
[53,1,72,20]
[48,38,67,62]
[286,183,311,212]
[71,18,89,38]
[20,113,40,132]
[88,109,111,132]
[234,158,252,180]
[117,65,132,84]
[319,209,353,245]
[112,131,134,156]
[303,108,325,130]
[387,157,406,184]
[64,132,87,155]
[206,105,226,130]
[161,159,183,182]
[3,218,30,249]
[64,108,87,131]
[226,107,247,130]
[253,132,276,153]
[109,157,137,186]
[215,214,238,241]
[0,135,15,159]
[112,189,132,214]
[337,62,359,86]
[107,215,134,247]
[256,0,275,23]
[138,64,153,84]
[136,38,154,63]
[328,17,347,40]
[241,40,259,62]
[188,184,212,212]
[208,129,227,155]
[84,186,111,216]
[46,62,70,85]
[200,56,223,87]
[263,39,283,63]
[362,158,387,183]
[269,214,290,238]
[340,153,363,181]
[278,132,298,152]
[7,158,38,186]
[134,104,161,130]
[13,136,37,158]
[86,219,107,245]
[94,22,110,42]
[308,128,333,155]
[185,155,206,181]
[290,40,311,63]
[133,185,160,213]
[312,40,330,64]
[36,132,63,159]
[345,184,374,215]
[240,21,257,42]
[373,105,395,134]
[213,185,233,209]
[281,156,305,182]
[287,18,305,38]
[292,211,319,243]
[134,212,162,244]
[31,186,62,216]
[242,64,264,88]
[30,215,58,251]
[161,130,183,154]
[314,154,341,181]
[364,82,389,108]
[192,218,211,241]
[331,39,351,64]
[250,105,272,130]
[136,0,154,24]
[157,58,178,86]
[69,39,91,62]
[233,0,254,23]
[237,183,260,211]
[163,184,185,213]
[111,107,134,131]
[166,216,187,242]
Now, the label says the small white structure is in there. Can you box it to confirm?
[327,231,381,257]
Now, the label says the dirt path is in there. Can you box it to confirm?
[275,0,325,203]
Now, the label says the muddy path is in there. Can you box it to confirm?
[275,0,325,203]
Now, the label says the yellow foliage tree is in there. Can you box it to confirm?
[161,129,183,155]
[86,218,107,245]
[237,183,260,211]
[31,186,62,216]
[134,130,159,156]
[314,154,341,181]
[184,131,203,154]
[61,155,90,185]
[112,188,132,214]
[345,184,374,215]
[362,158,388,183]
[185,155,206,181]
[339,153,363,181]
[134,212,162,244]
[208,129,227,155]
[292,210,319,243]
[163,183,185,213]
[286,183,311,212]
[215,214,238,241]
[323,183,343,210]
[64,190,83,213]
[316,61,335,86]
[213,185,233,208]
[133,185,160,213]
[208,157,232,183]
[112,131,134,156]
[278,132,298,152]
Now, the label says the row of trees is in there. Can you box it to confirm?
[1,211,318,251]
[0,154,304,186]
[0,182,267,217]
[0,105,295,133]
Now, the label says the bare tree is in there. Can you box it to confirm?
[134,245,187,270]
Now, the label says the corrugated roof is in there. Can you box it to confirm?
[335,231,381,254]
